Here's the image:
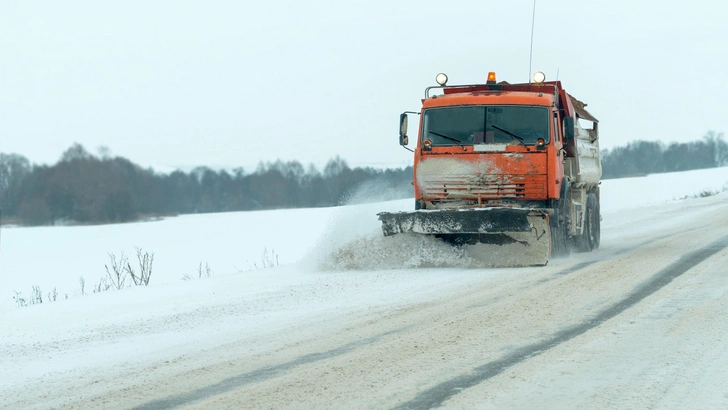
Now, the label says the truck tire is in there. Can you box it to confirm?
[550,180,571,257]
[551,224,570,257]
[574,193,598,252]
[592,193,600,249]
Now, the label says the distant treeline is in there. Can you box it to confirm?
[602,131,727,179]
[0,144,413,226]
[2,132,726,226]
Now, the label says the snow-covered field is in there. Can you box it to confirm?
[3,167,727,305]
[1,166,728,409]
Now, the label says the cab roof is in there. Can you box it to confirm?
[422,90,554,109]
[423,80,598,122]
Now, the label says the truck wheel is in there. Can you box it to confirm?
[573,193,598,253]
[551,182,571,258]
[585,193,599,251]
[592,193,600,249]
[550,224,570,257]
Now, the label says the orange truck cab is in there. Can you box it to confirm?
[379,72,602,263]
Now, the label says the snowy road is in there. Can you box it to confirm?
[3,190,728,409]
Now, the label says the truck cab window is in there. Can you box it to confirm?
[423,106,550,146]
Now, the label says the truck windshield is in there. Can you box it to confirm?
[422,106,550,146]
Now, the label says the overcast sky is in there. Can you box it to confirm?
[1,0,726,172]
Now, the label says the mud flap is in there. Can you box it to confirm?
[377,208,551,266]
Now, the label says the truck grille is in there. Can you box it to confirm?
[419,174,547,200]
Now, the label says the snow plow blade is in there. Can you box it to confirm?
[377,208,551,266]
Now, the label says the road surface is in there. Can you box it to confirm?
[3,195,728,409]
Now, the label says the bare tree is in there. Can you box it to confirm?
[126,247,154,286]
[261,248,279,268]
[94,277,112,293]
[48,287,58,302]
[0,153,31,216]
[105,252,128,290]
[31,286,43,305]
[13,291,27,308]
[197,261,213,278]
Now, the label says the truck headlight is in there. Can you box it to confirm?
[533,71,546,84]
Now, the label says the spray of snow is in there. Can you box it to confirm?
[340,178,412,206]
[302,182,471,270]
[302,200,548,270]
[313,231,548,271]
[302,174,552,271]
[318,233,471,270]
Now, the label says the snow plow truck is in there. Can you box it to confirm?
[378,72,601,265]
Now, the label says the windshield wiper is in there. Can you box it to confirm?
[428,131,467,150]
[491,125,530,151]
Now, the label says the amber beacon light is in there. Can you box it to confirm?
[487,72,497,84]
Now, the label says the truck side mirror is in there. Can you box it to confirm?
[564,116,575,140]
[399,113,409,146]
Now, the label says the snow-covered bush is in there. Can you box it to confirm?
[182,261,213,280]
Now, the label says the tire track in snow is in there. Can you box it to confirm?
[546,227,704,281]
[466,228,701,311]
[393,234,728,410]
[131,326,409,410]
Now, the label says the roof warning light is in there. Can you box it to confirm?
[487,72,497,84]
[533,71,546,84]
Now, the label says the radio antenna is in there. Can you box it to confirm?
[528,0,536,83]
